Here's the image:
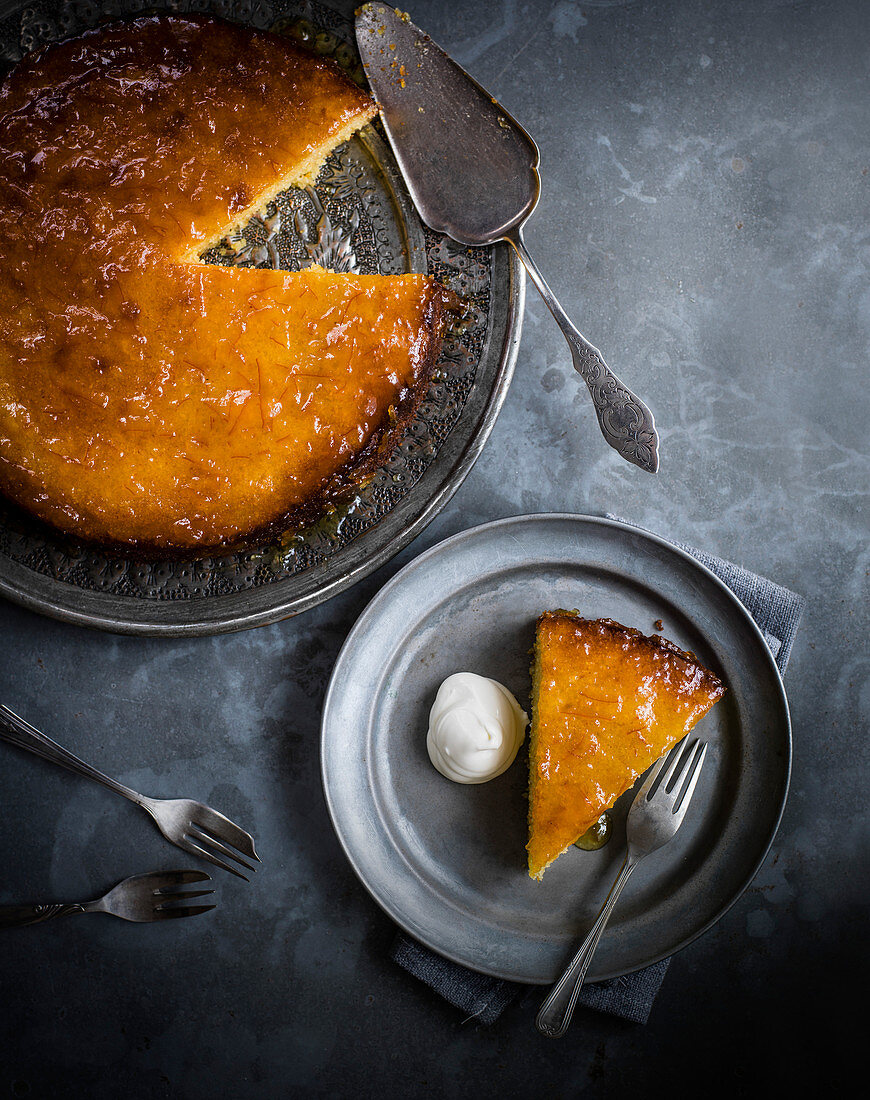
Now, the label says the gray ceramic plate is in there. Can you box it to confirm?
[0,0,522,635]
[321,514,791,984]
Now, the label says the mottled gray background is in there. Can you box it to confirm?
[1,0,867,1095]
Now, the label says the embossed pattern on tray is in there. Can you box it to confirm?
[0,0,496,604]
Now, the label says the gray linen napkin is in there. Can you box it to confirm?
[391,517,804,1025]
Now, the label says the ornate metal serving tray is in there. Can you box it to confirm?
[0,0,523,635]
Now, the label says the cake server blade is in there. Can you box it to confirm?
[356,3,659,474]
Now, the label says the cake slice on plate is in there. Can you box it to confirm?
[527,613,725,880]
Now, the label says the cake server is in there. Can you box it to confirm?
[356,3,659,473]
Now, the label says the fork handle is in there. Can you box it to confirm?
[0,902,87,928]
[0,705,144,805]
[536,853,640,1038]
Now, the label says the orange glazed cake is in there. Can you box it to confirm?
[527,613,725,880]
[0,14,452,552]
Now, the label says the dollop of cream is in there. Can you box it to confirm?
[427,673,528,784]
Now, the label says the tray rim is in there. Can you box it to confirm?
[320,512,793,984]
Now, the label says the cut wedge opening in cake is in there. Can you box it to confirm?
[527,613,726,880]
[0,14,455,554]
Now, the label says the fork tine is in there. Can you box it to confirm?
[187,823,257,874]
[636,751,670,799]
[151,904,216,920]
[146,870,211,893]
[660,737,694,794]
[179,835,250,880]
[672,741,708,818]
[638,741,683,803]
[192,806,260,861]
[155,889,214,905]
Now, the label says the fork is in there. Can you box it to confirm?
[0,704,260,880]
[536,737,709,1038]
[0,870,215,927]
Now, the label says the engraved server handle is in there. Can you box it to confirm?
[504,227,659,474]
[0,704,144,805]
[536,853,639,1038]
[0,903,87,928]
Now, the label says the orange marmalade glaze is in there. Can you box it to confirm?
[527,614,725,880]
[0,15,449,552]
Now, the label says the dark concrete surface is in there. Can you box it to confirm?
[1,0,867,1096]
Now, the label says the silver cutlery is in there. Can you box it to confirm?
[356,2,659,474]
[0,704,260,880]
[0,870,214,927]
[536,737,708,1037]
